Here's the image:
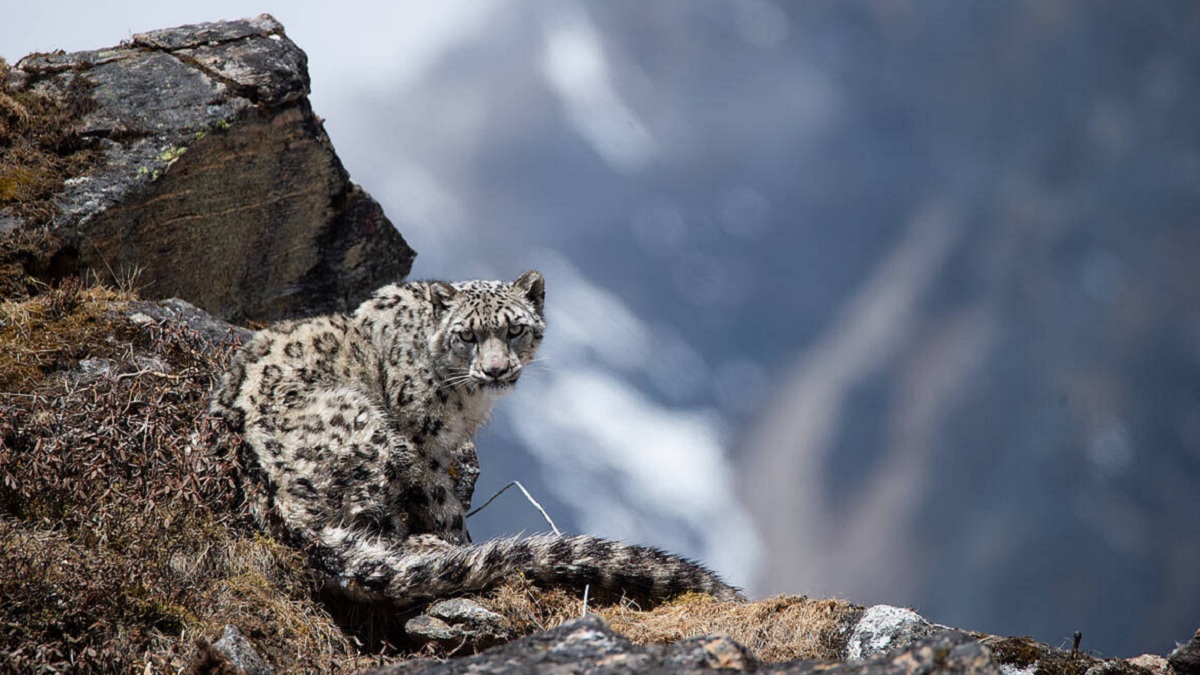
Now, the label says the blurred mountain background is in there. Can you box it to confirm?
[5,0,1198,657]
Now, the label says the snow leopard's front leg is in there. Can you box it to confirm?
[449,440,480,515]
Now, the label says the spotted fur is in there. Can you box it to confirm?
[211,270,738,605]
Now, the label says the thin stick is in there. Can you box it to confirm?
[581,584,590,617]
[466,480,561,536]
[113,369,184,381]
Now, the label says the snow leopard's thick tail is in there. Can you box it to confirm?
[307,527,741,606]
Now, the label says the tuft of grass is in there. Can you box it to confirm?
[0,278,130,391]
[472,576,860,663]
[605,593,858,662]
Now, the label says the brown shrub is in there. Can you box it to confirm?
[0,283,364,673]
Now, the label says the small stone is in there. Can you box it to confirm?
[193,624,274,675]
[890,633,1001,675]
[846,604,936,660]
[405,599,510,650]
[427,599,505,626]
[698,636,755,670]
[1125,655,1171,675]
[405,614,463,643]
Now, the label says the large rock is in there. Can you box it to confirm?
[2,15,413,321]
[1169,629,1200,675]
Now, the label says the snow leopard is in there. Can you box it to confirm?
[210,270,739,606]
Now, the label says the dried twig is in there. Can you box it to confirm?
[466,480,561,536]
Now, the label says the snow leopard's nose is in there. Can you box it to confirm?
[478,338,514,380]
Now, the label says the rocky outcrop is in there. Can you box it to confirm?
[373,603,1189,675]
[368,614,986,675]
[367,615,759,675]
[2,15,414,321]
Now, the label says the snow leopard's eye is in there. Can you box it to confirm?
[456,330,476,344]
[507,324,527,339]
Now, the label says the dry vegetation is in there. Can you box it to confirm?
[0,225,80,309]
[0,57,103,229]
[0,277,860,672]
[477,577,859,663]
[0,281,363,672]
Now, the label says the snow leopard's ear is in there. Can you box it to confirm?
[513,270,545,315]
[427,281,458,315]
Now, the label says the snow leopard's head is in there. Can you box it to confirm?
[429,270,545,393]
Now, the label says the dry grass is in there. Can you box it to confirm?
[0,227,74,302]
[0,56,103,228]
[474,577,860,663]
[605,594,857,662]
[0,281,367,673]
[0,277,130,390]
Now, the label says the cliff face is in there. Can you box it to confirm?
[1,14,413,322]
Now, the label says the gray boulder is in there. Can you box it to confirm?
[3,15,414,321]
